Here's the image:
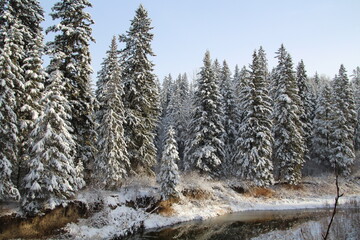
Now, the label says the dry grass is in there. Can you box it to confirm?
[181,188,211,200]
[0,202,87,239]
[157,198,180,216]
[284,184,305,191]
[245,187,275,198]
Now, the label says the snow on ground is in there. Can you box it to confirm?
[63,173,360,239]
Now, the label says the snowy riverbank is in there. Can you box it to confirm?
[62,173,360,239]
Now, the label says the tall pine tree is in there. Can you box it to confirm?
[9,0,47,191]
[160,73,192,169]
[171,73,191,165]
[235,66,251,123]
[233,50,274,186]
[158,126,180,200]
[0,2,23,201]
[219,60,238,171]
[120,5,160,175]
[184,51,225,177]
[46,0,96,181]
[94,37,130,189]
[272,45,305,185]
[156,74,174,162]
[329,65,356,175]
[311,84,333,167]
[22,66,84,214]
[296,60,314,165]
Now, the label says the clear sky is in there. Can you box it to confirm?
[39,0,360,82]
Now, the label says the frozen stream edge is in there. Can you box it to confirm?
[64,175,360,239]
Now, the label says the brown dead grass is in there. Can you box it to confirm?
[245,187,275,198]
[283,183,305,191]
[182,188,211,200]
[157,198,180,216]
[0,202,87,240]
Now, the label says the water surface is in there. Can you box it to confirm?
[126,208,360,240]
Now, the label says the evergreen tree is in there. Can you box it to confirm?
[219,60,238,170]
[311,84,333,166]
[213,59,221,85]
[232,64,240,91]
[233,50,274,186]
[236,65,252,125]
[296,60,314,164]
[160,74,173,117]
[329,65,356,175]
[184,51,225,177]
[234,65,250,103]
[0,3,23,201]
[9,0,47,191]
[22,67,84,214]
[257,46,269,85]
[352,66,360,151]
[120,5,160,174]
[46,0,96,181]
[96,36,119,100]
[156,74,174,160]
[94,37,130,189]
[169,73,191,167]
[312,72,321,97]
[272,45,305,185]
[158,126,180,200]
[0,0,6,49]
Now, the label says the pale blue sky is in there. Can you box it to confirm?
[40,0,360,82]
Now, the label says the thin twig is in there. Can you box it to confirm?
[323,169,344,240]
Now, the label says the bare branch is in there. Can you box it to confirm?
[323,168,343,240]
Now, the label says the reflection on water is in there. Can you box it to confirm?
[126,208,360,240]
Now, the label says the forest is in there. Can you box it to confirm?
[0,0,359,218]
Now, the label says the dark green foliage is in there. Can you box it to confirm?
[120,5,160,175]
[184,51,225,177]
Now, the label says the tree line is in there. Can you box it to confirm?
[0,1,359,215]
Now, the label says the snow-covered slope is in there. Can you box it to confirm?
[62,173,360,239]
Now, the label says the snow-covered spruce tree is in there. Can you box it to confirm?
[272,45,305,185]
[156,74,174,162]
[158,126,180,200]
[7,0,47,191]
[22,65,84,215]
[236,65,253,124]
[232,50,274,186]
[219,60,238,171]
[168,73,191,168]
[311,84,333,167]
[257,46,270,85]
[234,65,250,103]
[46,0,96,181]
[213,59,222,84]
[296,60,315,165]
[0,4,23,201]
[160,74,173,116]
[96,36,119,113]
[184,51,225,177]
[352,66,360,151]
[96,36,120,100]
[232,64,240,91]
[94,37,130,189]
[329,65,356,175]
[120,5,160,175]
[0,0,7,48]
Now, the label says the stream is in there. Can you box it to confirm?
[126,208,360,240]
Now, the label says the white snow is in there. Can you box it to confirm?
[62,173,360,239]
